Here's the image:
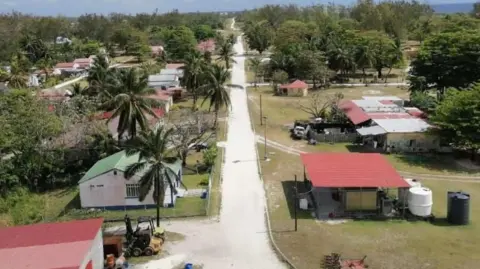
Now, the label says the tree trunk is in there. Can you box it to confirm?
[471,148,477,162]
[213,110,219,128]
[156,178,161,227]
[192,93,198,111]
[362,68,366,84]
[181,149,188,167]
[384,68,393,83]
[377,68,383,78]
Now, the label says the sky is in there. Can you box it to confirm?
[0,0,472,16]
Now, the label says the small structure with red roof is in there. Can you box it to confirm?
[197,39,216,53]
[278,80,308,97]
[301,152,409,219]
[0,218,104,269]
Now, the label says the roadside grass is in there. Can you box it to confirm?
[208,117,227,217]
[259,145,480,269]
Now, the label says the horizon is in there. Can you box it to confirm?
[0,0,474,17]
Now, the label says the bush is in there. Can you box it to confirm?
[202,145,217,167]
[0,188,46,225]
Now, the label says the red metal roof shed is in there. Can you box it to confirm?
[0,218,103,269]
[338,100,371,125]
[279,80,308,89]
[301,153,409,188]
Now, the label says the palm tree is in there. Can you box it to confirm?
[355,44,375,83]
[200,64,241,126]
[180,51,208,110]
[87,54,111,95]
[101,68,159,139]
[248,58,262,88]
[217,41,236,69]
[125,126,179,226]
[69,82,88,96]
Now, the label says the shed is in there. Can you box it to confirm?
[278,80,308,97]
[0,218,104,269]
[301,153,409,218]
[79,151,182,210]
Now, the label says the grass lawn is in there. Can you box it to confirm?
[246,85,480,176]
[260,145,480,269]
[208,119,227,216]
[61,196,207,221]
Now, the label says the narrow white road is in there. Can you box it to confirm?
[158,21,287,268]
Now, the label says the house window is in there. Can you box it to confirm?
[126,184,140,198]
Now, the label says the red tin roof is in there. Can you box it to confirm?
[339,100,371,125]
[279,80,308,89]
[301,153,409,188]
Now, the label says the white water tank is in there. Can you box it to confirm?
[398,179,421,205]
[408,187,433,217]
[299,198,309,210]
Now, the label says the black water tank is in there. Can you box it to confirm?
[447,192,470,225]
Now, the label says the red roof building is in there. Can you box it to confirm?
[301,153,409,188]
[197,39,216,53]
[0,218,104,269]
[278,80,309,97]
[166,63,185,69]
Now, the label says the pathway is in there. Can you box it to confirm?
[160,18,287,268]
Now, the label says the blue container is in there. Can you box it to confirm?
[185,263,193,269]
[201,190,208,199]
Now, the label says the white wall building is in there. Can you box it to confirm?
[79,150,183,210]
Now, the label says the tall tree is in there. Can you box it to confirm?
[200,64,240,126]
[243,21,274,55]
[180,51,208,110]
[248,57,262,88]
[87,54,111,97]
[217,40,236,69]
[410,31,480,94]
[430,84,480,160]
[101,68,159,139]
[124,127,179,226]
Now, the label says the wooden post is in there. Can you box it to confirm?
[260,94,263,126]
[294,174,298,231]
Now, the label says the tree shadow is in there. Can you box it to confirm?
[57,192,81,218]
[281,180,314,220]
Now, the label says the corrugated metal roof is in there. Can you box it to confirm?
[0,218,103,249]
[300,153,409,188]
[160,69,183,75]
[79,151,182,184]
[362,96,403,101]
[0,241,93,269]
[369,113,413,119]
[339,100,371,125]
[356,125,387,136]
[373,118,431,133]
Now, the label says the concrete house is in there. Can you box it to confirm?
[79,151,182,210]
[277,80,308,97]
[148,89,174,113]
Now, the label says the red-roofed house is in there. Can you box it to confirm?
[74,58,94,69]
[0,218,104,269]
[197,39,215,53]
[148,89,174,112]
[278,80,308,97]
[166,63,185,70]
[300,153,409,218]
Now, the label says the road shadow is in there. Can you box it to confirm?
[281,180,313,220]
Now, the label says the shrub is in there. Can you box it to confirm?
[202,145,217,167]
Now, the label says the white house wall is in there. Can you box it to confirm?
[79,229,104,269]
[79,170,177,209]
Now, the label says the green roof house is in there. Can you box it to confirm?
[78,150,182,210]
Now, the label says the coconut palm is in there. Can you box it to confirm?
[355,44,375,83]
[69,82,88,96]
[217,41,236,69]
[248,57,262,88]
[180,51,208,110]
[200,64,241,126]
[101,68,159,139]
[124,126,179,226]
[87,54,111,95]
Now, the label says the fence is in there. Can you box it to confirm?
[313,132,359,143]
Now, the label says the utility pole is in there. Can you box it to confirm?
[263,116,269,161]
[294,174,298,231]
[260,94,263,125]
